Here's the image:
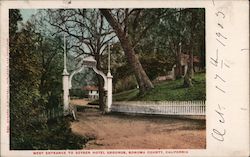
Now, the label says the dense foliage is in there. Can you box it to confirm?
[9,9,87,150]
[107,8,205,92]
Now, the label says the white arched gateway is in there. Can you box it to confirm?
[62,35,113,115]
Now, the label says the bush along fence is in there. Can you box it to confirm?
[111,101,206,116]
[33,105,77,123]
[36,107,64,122]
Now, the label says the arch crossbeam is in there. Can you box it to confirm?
[64,56,112,113]
[69,56,108,91]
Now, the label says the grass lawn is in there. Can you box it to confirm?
[113,72,206,101]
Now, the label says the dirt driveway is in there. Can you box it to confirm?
[70,99,90,106]
[70,108,206,149]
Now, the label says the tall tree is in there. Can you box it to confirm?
[9,9,47,149]
[135,9,187,80]
[183,9,197,87]
[138,8,205,81]
[27,15,65,108]
[45,9,115,111]
[10,9,88,150]
[100,9,154,94]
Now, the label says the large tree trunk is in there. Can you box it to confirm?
[100,9,154,94]
[95,55,105,111]
[175,42,182,79]
[183,10,195,87]
[183,48,194,87]
[97,75,105,111]
[175,10,183,79]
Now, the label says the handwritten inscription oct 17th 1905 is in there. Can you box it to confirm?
[210,1,230,142]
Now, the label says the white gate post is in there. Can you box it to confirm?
[106,72,113,112]
[106,43,113,113]
[62,71,69,114]
[62,34,69,114]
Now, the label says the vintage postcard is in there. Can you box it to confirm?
[0,0,249,157]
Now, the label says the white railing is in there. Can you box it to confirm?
[111,101,205,116]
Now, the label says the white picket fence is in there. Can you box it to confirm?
[111,101,205,116]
